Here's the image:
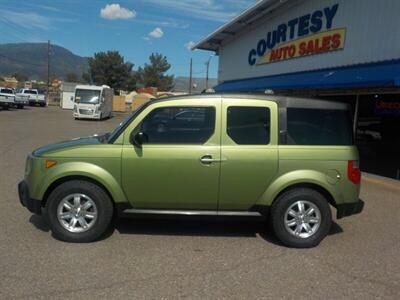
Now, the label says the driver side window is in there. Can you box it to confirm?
[139,106,215,144]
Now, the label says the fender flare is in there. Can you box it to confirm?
[38,162,128,204]
[256,170,343,207]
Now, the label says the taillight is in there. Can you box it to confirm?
[348,160,361,184]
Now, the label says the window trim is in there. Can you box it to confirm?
[226,105,271,146]
[133,105,217,146]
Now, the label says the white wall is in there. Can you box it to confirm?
[61,92,75,110]
[219,0,400,82]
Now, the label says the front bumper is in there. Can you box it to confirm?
[336,199,364,219]
[73,112,101,119]
[15,99,29,105]
[18,181,42,215]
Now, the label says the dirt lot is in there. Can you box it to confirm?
[1,106,399,299]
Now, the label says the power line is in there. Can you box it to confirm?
[0,16,35,44]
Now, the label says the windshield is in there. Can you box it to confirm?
[1,88,14,94]
[75,89,100,104]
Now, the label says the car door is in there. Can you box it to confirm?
[218,97,279,211]
[121,98,221,210]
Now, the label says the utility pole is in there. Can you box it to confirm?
[205,59,210,91]
[189,58,193,94]
[46,40,50,104]
[205,54,214,91]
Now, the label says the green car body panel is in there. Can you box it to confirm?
[22,95,361,216]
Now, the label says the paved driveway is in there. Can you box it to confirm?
[0,106,399,299]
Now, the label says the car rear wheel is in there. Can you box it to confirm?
[271,188,332,248]
[44,180,114,242]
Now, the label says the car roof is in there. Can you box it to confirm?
[149,93,350,110]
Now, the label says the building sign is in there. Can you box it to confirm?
[375,100,400,116]
[248,4,343,66]
[257,28,346,65]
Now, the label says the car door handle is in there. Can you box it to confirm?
[200,155,225,164]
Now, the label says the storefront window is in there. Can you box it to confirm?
[318,93,400,179]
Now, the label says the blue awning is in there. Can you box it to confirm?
[215,60,400,92]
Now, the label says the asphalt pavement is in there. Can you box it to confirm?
[0,106,399,299]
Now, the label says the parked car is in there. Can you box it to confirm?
[16,89,46,107]
[0,87,16,109]
[12,89,29,109]
[18,94,364,248]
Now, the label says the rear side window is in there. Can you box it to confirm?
[287,108,353,145]
[227,106,270,145]
[140,106,215,144]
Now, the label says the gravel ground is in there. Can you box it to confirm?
[0,106,399,299]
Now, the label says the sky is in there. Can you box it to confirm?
[0,0,256,78]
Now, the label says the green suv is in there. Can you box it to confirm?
[18,94,364,248]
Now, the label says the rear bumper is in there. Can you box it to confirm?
[29,100,46,104]
[18,181,42,215]
[336,199,364,219]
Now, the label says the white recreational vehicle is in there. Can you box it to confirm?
[73,85,113,120]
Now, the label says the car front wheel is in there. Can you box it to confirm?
[44,180,114,242]
[271,188,332,248]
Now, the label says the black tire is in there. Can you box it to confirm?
[17,104,24,109]
[44,180,114,243]
[270,188,332,248]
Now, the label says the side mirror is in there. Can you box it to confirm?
[130,131,147,148]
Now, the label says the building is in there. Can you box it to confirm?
[194,0,400,179]
[3,76,18,88]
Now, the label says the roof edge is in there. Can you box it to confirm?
[192,0,274,51]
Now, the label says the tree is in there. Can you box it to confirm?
[88,51,136,92]
[12,72,28,83]
[82,72,91,84]
[65,72,78,82]
[136,53,174,91]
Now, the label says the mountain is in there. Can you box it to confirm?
[0,43,88,80]
[0,43,218,89]
[173,76,218,92]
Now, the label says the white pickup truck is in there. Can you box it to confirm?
[16,89,46,107]
[0,87,16,109]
